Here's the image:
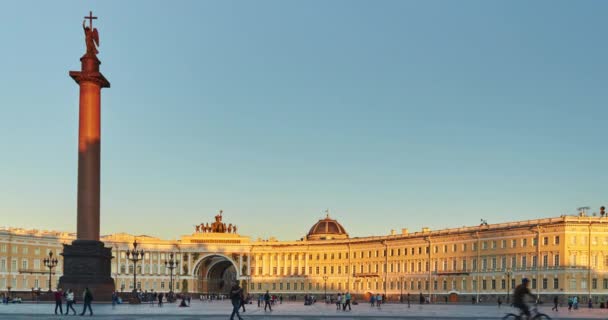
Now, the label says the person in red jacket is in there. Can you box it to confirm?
[54,288,64,315]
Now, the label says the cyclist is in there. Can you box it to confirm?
[513,278,534,318]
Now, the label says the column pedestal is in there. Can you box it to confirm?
[59,240,114,300]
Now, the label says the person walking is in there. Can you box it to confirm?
[552,296,559,312]
[336,293,342,310]
[370,293,375,307]
[264,290,272,311]
[343,291,352,311]
[158,292,164,307]
[376,293,382,308]
[53,288,64,315]
[258,294,262,308]
[239,289,246,313]
[230,283,244,320]
[64,289,77,315]
[80,287,94,316]
[407,293,411,308]
[497,297,502,308]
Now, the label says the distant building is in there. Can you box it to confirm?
[1,212,607,303]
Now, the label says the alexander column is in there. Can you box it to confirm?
[59,12,114,300]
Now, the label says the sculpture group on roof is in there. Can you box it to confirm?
[195,210,238,234]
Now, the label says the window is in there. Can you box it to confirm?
[0,244,6,252]
[511,240,516,248]
[542,278,548,289]
[21,259,27,270]
[453,244,457,252]
[22,247,28,254]
[531,278,537,289]
[603,279,608,290]
[501,279,506,289]
[511,256,516,269]
[543,237,549,245]
[482,280,487,290]
[462,260,467,270]
[491,279,496,289]
[532,256,537,267]
[492,241,497,249]
[482,241,488,250]
[543,255,548,267]
[522,239,527,247]
[592,278,598,289]
[501,240,507,249]
[555,236,560,245]
[522,256,527,268]
[463,244,467,251]
[554,278,559,289]
[533,238,538,246]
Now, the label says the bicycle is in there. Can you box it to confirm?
[502,305,551,320]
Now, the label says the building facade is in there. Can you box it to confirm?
[1,211,608,303]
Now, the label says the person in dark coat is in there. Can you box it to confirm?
[230,283,244,320]
[53,288,64,315]
[80,287,94,316]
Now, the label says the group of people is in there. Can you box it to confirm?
[369,293,384,308]
[334,292,353,311]
[53,287,94,316]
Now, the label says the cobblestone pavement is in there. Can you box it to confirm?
[0,301,606,319]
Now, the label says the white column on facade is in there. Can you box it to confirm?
[262,254,266,275]
[297,254,302,276]
[291,253,295,275]
[283,254,288,275]
[239,254,243,277]
[188,252,192,276]
[269,254,274,275]
[305,253,309,275]
[247,254,251,276]
[157,251,161,275]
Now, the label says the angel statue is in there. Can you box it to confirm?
[83,19,99,56]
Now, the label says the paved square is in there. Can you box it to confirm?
[1,301,607,319]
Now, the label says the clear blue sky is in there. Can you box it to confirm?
[1,1,607,240]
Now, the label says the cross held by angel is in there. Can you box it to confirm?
[83,11,100,56]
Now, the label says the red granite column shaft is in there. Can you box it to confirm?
[71,56,110,241]
[77,81,101,241]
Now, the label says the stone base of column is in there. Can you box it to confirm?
[59,240,114,301]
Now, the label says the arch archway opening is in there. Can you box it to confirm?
[194,255,238,295]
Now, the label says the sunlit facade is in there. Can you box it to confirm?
[1,211,607,303]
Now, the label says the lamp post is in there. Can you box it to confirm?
[6,286,11,300]
[125,239,144,294]
[43,251,58,292]
[505,270,512,303]
[323,275,328,302]
[165,252,178,295]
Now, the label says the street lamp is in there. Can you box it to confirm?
[43,251,58,292]
[323,275,328,302]
[165,252,178,295]
[125,239,144,294]
[505,269,512,303]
